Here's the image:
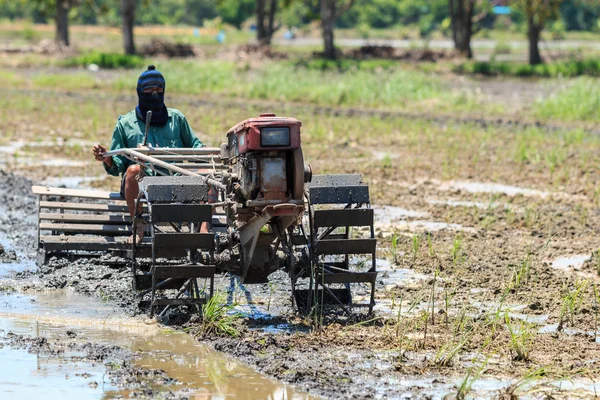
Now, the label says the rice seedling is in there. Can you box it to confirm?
[456,357,489,400]
[593,251,600,276]
[434,329,472,367]
[506,253,531,292]
[559,279,590,329]
[430,270,439,325]
[504,367,547,398]
[443,287,456,326]
[593,284,599,343]
[412,234,420,263]
[391,233,400,264]
[450,235,463,267]
[427,232,435,257]
[505,314,535,362]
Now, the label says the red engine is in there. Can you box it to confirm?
[222,113,311,213]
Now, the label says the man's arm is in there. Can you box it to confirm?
[102,121,129,176]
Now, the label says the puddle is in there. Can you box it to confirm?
[34,159,89,168]
[0,236,36,278]
[0,157,89,168]
[372,151,399,161]
[0,289,314,399]
[372,205,475,234]
[427,198,490,209]
[41,176,103,189]
[373,205,429,221]
[0,140,95,154]
[538,323,600,342]
[0,346,118,400]
[551,255,590,271]
[441,181,549,198]
[391,220,476,233]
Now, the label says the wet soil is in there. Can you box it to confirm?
[3,81,600,397]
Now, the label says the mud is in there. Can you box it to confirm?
[4,86,600,398]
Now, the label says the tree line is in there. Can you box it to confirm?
[0,0,598,64]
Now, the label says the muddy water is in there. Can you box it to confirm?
[0,289,314,399]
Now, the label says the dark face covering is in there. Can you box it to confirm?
[136,65,169,127]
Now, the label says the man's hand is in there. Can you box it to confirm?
[92,144,113,167]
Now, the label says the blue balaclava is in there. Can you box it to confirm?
[136,65,168,127]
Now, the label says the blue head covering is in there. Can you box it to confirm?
[136,65,168,127]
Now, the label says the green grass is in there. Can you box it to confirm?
[32,73,99,90]
[294,57,400,72]
[535,78,600,122]
[113,59,444,109]
[200,293,240,337]
[457,59,600,78]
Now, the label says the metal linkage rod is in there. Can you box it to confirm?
[103,148,226,191]
[148,155,222,161]
[132,147,221,155]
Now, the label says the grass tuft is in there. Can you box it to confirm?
[200,293,240,338]
[64,52,144,69]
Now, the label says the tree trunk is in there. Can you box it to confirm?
[321,0,336,60]
[256,0,267,44]
[55,0,70,47]
[527,13,543,65]
[256,0,278,46]
[266,0,277,45]
[449,0,474,59]
[121,0,136,55]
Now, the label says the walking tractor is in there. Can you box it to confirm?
[33,113,378,317]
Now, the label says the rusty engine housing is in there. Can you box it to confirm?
[223,113,306,210]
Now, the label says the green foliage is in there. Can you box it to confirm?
[338,0,447,30]
[64,52,144,69]
[560,0,600,32]
[216,0,254,29]
[457,59,600,78]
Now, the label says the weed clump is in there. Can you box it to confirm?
[64,52,144,69]
[199,293,240,338]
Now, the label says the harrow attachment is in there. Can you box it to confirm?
[33,114,378,317]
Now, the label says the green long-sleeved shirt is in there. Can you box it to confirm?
[104,108,204,176]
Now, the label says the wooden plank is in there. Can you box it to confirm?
[32,186,124,201]
[40,235,132,251]
[40,201,130,213]
[39,223,131,235]
[316,238,376,255]
[153,233,215,250]
[313,209,373,229]
[151,204,212,223]
[318,271,377,284]
[39,213,131,224]
[154,265,216,279]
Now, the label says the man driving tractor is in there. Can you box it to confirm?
[92,65,205,242]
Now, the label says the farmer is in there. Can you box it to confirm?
[92,65,205,242]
